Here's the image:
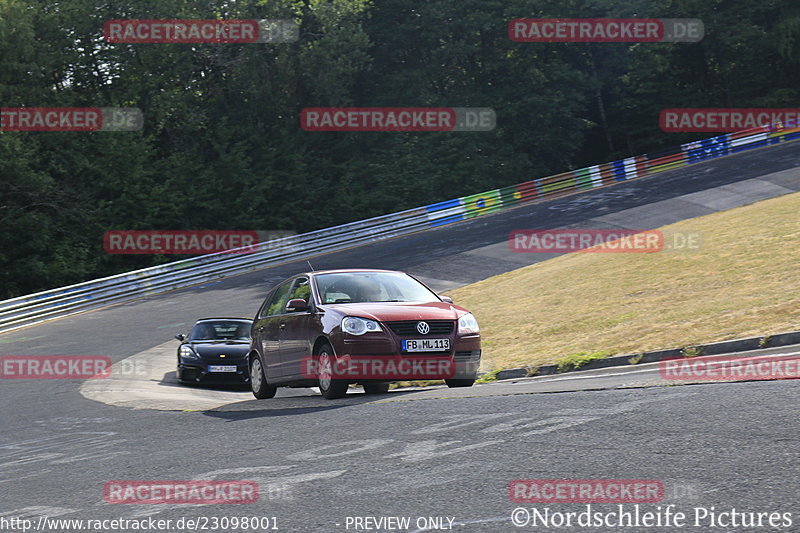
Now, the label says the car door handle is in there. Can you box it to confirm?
[258,326,265,332]
[279,324,286,329]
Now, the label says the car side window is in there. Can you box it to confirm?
[285,277,310,310]
[262,280,293,317]
[257,289,276,318]
[257,296,271,319]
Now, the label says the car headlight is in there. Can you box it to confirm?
[180,345,200,360]
[341,316,382,335]
[458,313,480,335]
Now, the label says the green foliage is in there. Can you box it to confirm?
[476,369,501,383]
[628,353,644,365]
[681,345,704,358]
[759,335,772,349]
[556,350,610,373]
[2,0,800,297]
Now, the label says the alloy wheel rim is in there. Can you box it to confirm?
[318,351,332,390]
[251,359,262,390]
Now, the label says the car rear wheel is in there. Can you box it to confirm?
[362,382,390,394]
[317,345,348,399]
[250,356,277,399]
[445,378,475,388]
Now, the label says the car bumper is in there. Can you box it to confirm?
[177,363,249,383]
[330,333,481,381]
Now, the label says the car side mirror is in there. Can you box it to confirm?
[440,296,453,304]
[175,334,186,341]
[286,298,309,312]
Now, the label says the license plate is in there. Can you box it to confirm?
[208,365,238,373]
[402,338,450,352]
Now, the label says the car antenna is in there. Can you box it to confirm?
[306,260,315,271]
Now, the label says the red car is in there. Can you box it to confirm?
[248,269,481,399]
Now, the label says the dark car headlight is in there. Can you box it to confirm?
[179,345,200,360]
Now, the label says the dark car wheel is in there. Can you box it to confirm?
[445,378,475,388]
[250,356,277,399]
[176,362,192,384]
[317,344,348,400]
[362,382,390,395]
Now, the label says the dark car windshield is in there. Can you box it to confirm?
[188,321,251,342]
[314,272,439,304]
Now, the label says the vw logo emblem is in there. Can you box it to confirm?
[416,321,430,335]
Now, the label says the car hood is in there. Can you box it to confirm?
[324,301,468,322]
[188,342,250,359]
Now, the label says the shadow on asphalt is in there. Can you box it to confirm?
[201,389,421,420]
[202,406,349,420]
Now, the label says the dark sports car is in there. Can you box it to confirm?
[175,318,253,384]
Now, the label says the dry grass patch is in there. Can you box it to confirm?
[446,191,800,371]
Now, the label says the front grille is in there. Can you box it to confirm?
[207,357,244,364]
[386,320,454,336]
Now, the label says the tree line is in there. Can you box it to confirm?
[1,0,799,298]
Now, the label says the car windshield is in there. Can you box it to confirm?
[188,321,251,342]
[314,272,439,304]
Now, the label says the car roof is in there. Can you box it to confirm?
[195,317,253,322]
[306,269,403,276]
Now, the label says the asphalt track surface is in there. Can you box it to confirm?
[2,141,800,532]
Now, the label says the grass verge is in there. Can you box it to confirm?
[445,190,800,371]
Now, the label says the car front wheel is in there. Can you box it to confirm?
[250,356,277,399]
[445,378,475,388]
[362,382,390,394]
[317,345,349,400]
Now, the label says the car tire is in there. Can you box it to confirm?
[362,382,390,395]
[445,378,475,388]
[317,344,349,400]
[176,362,191,385]
[250,355,277,399]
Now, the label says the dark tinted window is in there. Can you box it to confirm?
[262,280,294,316]
[189,321,251,341]
[286,277,311,309]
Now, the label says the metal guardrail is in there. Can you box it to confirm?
[1,122,799,334]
